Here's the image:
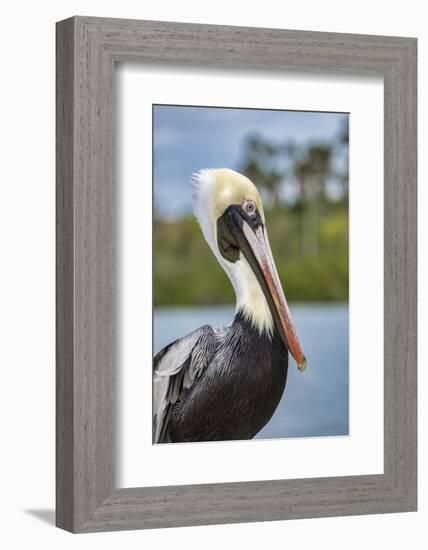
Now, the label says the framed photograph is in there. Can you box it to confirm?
[56,16,417,532]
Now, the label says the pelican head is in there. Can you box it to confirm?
[193,168,306,372]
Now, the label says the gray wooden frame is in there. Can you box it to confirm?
[56,16,417,533]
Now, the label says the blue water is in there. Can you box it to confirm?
[154,304,349,439]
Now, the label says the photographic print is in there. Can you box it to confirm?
[55,18,416,532]
[153,104,349,444]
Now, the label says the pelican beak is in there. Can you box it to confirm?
[241,222,307,372]
[217,205,306,371]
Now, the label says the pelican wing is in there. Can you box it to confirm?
[153,325,219,443]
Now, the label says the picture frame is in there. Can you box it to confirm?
[56,16,417,533]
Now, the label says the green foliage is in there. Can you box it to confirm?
[154,203,348,306]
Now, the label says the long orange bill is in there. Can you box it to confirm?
[242,222,307,371]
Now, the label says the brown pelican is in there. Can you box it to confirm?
[154,168,306,443]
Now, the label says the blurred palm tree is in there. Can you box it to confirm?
[293,144,332,257]
[334,117,349,199]
[241,134,334,258]
[240,134,284,207]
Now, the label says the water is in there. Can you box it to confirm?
[154,304,349,439]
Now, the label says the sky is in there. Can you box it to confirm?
[153,105,348,217]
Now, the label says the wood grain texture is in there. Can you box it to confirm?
[56,18,76,531]
[56,16,417,533]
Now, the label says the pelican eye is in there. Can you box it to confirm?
[242,199,256,216]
